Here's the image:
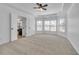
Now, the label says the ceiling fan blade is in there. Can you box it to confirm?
[36,3,40,5]
[42,4,48,7]
[36,3,42,7]
[36,3,41,6]
[42,8,47,10]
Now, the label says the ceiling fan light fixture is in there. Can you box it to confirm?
[40,8,43,11]
[34,3,48,12]
[35,8,43,12]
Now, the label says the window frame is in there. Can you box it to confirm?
[59,18,66,32]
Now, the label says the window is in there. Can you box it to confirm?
[36,20,56,32]
[50,20,56,31]
[50,20,56,26]
[59,18,65,32]
[36,17,66,33]
[44,21,50,31]
[50,27,56,31]
[44,20,56,31]
[36,20,42,31]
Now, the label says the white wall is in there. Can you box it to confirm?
[0,4,10,44]
[0,4,35,44]
[68,4,79,54]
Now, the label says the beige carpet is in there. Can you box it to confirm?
[0,34,78,55]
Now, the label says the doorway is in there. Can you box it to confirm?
[11,15,26,41]
[17,16,26,39]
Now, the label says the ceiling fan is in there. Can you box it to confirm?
[33,3,48,11]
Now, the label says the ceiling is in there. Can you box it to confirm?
[7,3,63,16]
[6,3,72,16]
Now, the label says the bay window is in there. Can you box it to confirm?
[36,20,56,32]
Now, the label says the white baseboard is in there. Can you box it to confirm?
[67,38,79,54]
[0,39,9,45]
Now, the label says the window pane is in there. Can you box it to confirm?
[60,19,64,25]
[59,26,65,32]
[44,21,50,25]
[37,26,42,31]
[50,20,56,26]
[44,26,49,31]
[37,21,42,25]
[37,20,42,31]
[50,27,56,31]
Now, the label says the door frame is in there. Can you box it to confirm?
[10,14,27,42]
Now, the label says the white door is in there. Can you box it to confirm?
[11,13,18,41]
